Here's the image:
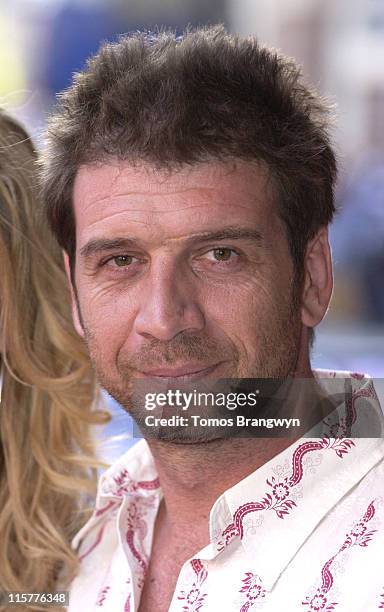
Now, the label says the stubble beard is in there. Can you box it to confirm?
[80,283,303,444]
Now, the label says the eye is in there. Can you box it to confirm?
[98,252,146,279]
[102,254,142,270]
[204,248,239,263]
[112,255,134,267]
[211,248,234,261]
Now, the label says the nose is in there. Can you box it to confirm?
[133,260,205,341]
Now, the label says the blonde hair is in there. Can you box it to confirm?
[0,111,110,610]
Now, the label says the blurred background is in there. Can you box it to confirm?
[1,0,383,452]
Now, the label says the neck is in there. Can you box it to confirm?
[146,435,294,544]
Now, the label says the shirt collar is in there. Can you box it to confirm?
[72,439,161,551]
[209,371,384,590]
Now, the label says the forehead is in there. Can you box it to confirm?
[72,159,279,243]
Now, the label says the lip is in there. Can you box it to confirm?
[138,362,223,381]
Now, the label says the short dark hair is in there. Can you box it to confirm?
[42,25,337,279]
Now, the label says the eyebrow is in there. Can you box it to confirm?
[186,227,264,245]
[79,227,264,259]
[80,237,137,259]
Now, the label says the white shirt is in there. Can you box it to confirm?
[68,371,384,611]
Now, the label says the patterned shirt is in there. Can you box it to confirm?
[68,371,384,611]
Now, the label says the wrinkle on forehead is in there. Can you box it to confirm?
[73,159,280,248]
[82,203,221,236]
[75,158,273,200]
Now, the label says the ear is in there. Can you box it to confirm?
[301,227,333,328]
[63,251,85,338]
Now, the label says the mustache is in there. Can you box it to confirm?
[118,333,237,371]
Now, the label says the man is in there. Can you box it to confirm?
[42,26,384,611]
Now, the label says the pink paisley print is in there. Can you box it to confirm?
[239,572,266,611]
[363,501,376,522]
[289,441,326,486]
[95,500,118,517]
[111,468,160,497]
[95,586,110,607]
[80,473,160,563]
[78,523,107,562]
[124,593,131,612]
[342,380,377,435]
[126,529,147,574]
[378,589,384,608]
[191,559,204,575]
[124,495,158,582]
[138,477,161,490]
[302,500,377,611]
[218,437,355,549]
[177,559,208,612]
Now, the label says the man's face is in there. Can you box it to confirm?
[71,160,303,421]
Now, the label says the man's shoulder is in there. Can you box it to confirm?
[314,368,383,407]
[313,368,371,381]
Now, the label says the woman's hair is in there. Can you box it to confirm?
[0,110,110,610]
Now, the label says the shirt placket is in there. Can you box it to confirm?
[118,490,162,611]
[169,558,210,612]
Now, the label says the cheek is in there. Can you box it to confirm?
[218,274,296,359]
[202,275,285,344]
[212,273,286,319]
[78,284,137,361]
